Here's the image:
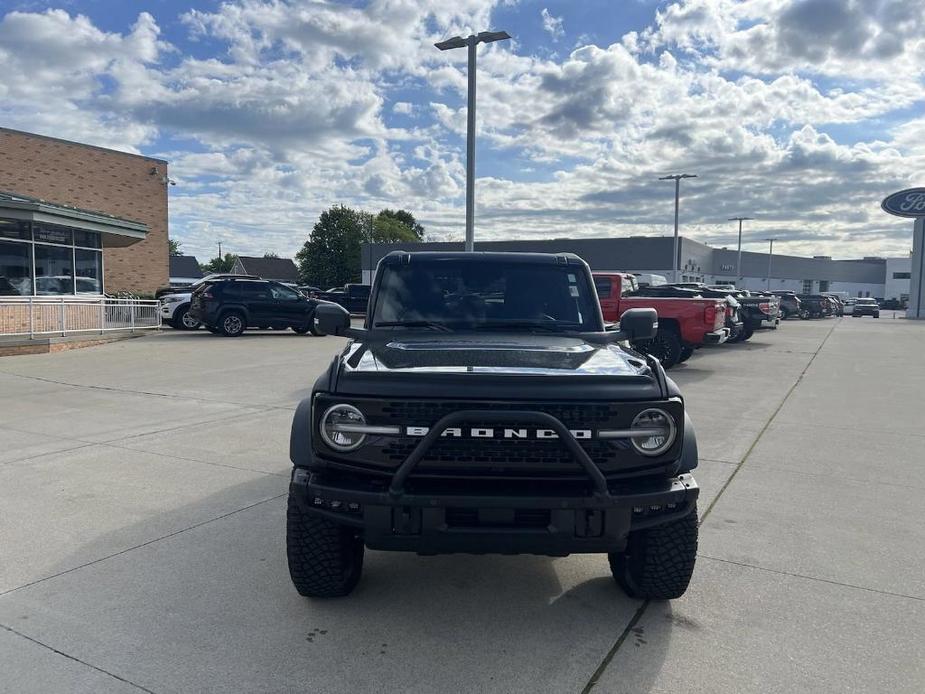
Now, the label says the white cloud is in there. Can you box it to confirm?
[541,8,564,41]
[0,1,923,261]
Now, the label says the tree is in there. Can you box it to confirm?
[377,209,424,239]
[296,206,371,288]
[372,214,419,243]
[201,253,238,274]
[296,206,424,288]
[263,251,279,258]
[168,239,183,256]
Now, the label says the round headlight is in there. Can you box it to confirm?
[320,404,367,451]
[630,408,676,456]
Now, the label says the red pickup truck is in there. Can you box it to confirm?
[593,273,729,368]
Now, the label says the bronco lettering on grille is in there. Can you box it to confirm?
[404,426,593,439]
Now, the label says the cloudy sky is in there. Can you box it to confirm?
[1,0,923,261]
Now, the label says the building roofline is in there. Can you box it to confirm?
[0,191,147,238]
[0,127,168,165]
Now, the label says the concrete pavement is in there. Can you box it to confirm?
[0,317,922,693]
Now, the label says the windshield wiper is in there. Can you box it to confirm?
[374,321,453,332]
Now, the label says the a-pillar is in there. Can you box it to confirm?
[909,218,925,319]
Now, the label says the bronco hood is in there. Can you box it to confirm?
[331,333,664,400]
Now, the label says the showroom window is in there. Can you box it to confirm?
[0,217,103,295]
[0,241,32,296]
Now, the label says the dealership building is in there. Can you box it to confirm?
[362,237,912,303]
[0,127,169,297]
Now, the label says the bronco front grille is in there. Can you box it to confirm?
[313,396,682,477]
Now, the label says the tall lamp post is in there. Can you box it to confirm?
[729,216,753,287]
[659,173,698,282]
[436,30,511,252]
[764,238,777,291]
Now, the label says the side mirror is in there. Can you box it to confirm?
[314,302,352,337]
[619,308,658,343]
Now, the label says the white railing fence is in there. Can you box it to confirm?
[0,297,161,338]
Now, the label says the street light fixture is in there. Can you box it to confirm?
[659,173,698,283]
[436,30,512,252]
[764,238,777,291]
[728,216,753,287]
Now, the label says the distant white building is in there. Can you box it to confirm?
[884,257,912,304]
[362,236,912,302]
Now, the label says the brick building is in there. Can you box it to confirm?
[0,127,169,295]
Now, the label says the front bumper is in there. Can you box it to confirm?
[291,469,698,555]
[292,407,698,555]
[703,327,729,345]
[159,302,180,320]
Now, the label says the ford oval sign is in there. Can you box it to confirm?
[882,188,925,218]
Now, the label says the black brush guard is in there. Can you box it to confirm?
[292,409,698,555]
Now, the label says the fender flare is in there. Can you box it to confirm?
[289,396,314,467]
[679,411,698,473]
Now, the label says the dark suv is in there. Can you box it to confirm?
[190,278,323,336]
[287,251,700,599]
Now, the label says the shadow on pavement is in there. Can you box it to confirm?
[4,476,671,693]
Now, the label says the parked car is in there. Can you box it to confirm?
[770,291,802,320]
[159,273,261,330]
[288,251,700,599]
[632,284,745,344]
[796,294,829,319]
[312,283,371,314]
[852,297,880,318]
[593,273,728,368]
[189,277,324,336]
[829,295,845,316]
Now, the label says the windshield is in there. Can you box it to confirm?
[371,260,599,331]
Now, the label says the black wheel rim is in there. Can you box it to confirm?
[224,315,242,334]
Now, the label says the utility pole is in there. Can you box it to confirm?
[659,173,698,282]
[729,217,753,287]
[765,238,777,291]
[217,241,222,260]
[436,31,511,251]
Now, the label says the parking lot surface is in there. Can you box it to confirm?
[1,316,923,693]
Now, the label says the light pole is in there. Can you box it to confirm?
[659,173,697,282]
[436,30,511,252]
[729,216,753,287]
[764,238,777,291]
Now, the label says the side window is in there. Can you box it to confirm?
[593,277,611,298]
[238,282,271,299]
[270,283,300,301]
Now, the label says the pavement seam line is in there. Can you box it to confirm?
[699,318,840,524]
[697,554,925,602]
[580,321,839,691]
[0,369,296,411]
[0,442,99,468]
[580,600,650,693]
[0,493,287,598]
[0,408,274,459]
[0,623,157,694]
[98,439,291,478]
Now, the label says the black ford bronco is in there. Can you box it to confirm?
[287,252,699,599]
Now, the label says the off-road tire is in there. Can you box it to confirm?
[641,327,682,369]
[738,324,754,342]
[287,495,364,598]
[609,506,698,600]
[219,311,246,337]
[678,345,694,363]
